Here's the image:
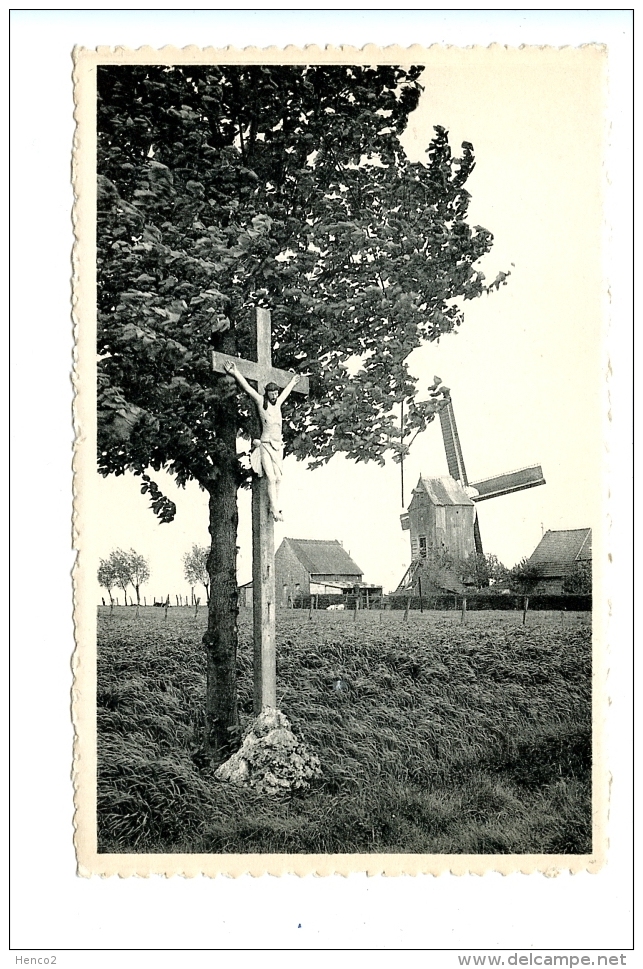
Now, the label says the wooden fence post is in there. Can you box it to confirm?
[522,596,529,625]
[461,597,467,623]
[418,576,424,614]
[164,595,169,621]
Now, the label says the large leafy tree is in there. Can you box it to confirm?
[97,64,505,759]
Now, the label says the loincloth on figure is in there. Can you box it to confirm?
[250,439,283,479]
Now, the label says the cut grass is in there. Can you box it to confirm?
[97,607,592,854]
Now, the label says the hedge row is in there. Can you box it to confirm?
[386,593,592,612]
[291,593,592,612]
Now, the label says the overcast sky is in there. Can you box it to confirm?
[93,46,606,599]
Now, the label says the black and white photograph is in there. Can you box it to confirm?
[66,45,620,870]
[10,8,634,958]
[70,41,611,876]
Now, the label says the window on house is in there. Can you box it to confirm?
[419,536,427,558]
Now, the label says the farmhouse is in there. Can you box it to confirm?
[527,528,592,594]
[239,538,382,606]
[276,538,364,605]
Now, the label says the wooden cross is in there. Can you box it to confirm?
[212,307,310,714]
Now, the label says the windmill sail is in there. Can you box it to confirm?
[439,399,469,486]
[469,465,546,502]
[436,394,546,560]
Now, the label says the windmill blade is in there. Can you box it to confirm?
[439,398,469,486]
[469,465,546,502]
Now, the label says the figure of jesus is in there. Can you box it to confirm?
[224,361,300,522]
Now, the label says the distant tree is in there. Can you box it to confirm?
[457,552,508,589]
[183,544,210,604]
[108,548,134,605]
[562,561,592,595]
[508,557,541,594]
[127,549,151,607]
[102,548,150,608]
[97,557,117,606]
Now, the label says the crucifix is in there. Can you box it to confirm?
[212,307,310,714]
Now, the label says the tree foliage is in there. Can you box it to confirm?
[97,557,117,602]
[126,549,151,605]
[459,552,509,589]
[508,557,541,594]
[562,561,592,595]
[99,548,151,605]
[97,64,505,499]
[415,549,508,593]
[183,544,210,602]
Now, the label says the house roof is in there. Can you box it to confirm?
[528,528,592,577]
[414,475,475,507]
[282,538,363,577]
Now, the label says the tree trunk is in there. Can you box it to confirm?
[203,421,241,762]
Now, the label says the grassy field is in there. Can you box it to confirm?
[97,606,592,855]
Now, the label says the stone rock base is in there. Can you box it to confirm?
[215,708,321,795]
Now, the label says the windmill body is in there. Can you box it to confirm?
[400,476,477,561]
[396,392,545,593]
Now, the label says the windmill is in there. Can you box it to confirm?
[438,388,546,555]
[396,378,545,590]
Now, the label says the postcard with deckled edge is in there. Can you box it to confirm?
[73,43,609,878]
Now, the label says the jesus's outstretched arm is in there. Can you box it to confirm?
[224,361,263,406]
[277,372,300,406]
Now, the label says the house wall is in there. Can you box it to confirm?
[275,541,311,605]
